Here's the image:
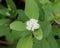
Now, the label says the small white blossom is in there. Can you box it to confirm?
[26,18,40,31]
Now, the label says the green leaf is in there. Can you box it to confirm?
[6,30,31,42]
[0,25,10,37]
[52,1,60,14]
[33,39,51,48]
[49,0,55,3]
[0,0,1,2]
[52,25,60,36]
[34,0,45,21]
[0,5,10,16]
[6,0,16,10]
[33,35,59,48]
[41,39,51,48]
[17,10,29,22]
[25,0,39,19]
[52,1,60,24]
[6,0,17,17]
[57,39,60,48]
[43,4,54,21]
[46,35,59,48]
[34,29,43,40]
[10,21,26,31]
[40,21,51,38]
[6,30,22,42]
[39,0,50,4]
[0,19,9,26]
[16,35,33,48]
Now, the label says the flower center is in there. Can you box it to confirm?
[26,18,40,31]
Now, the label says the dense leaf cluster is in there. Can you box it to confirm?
[0,0,60,48]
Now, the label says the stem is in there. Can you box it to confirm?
[0,40,16,45]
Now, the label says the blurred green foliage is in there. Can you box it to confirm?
[0,0,60,48]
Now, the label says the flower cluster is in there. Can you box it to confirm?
[26,18,40,31]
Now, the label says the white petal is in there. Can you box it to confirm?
[30,18,38,23]
[26,26,31,30]
[26,18,40,31]
[26,21,30,26]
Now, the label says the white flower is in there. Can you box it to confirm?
[26,18,40,31]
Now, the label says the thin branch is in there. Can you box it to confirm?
[0,40,16,45]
